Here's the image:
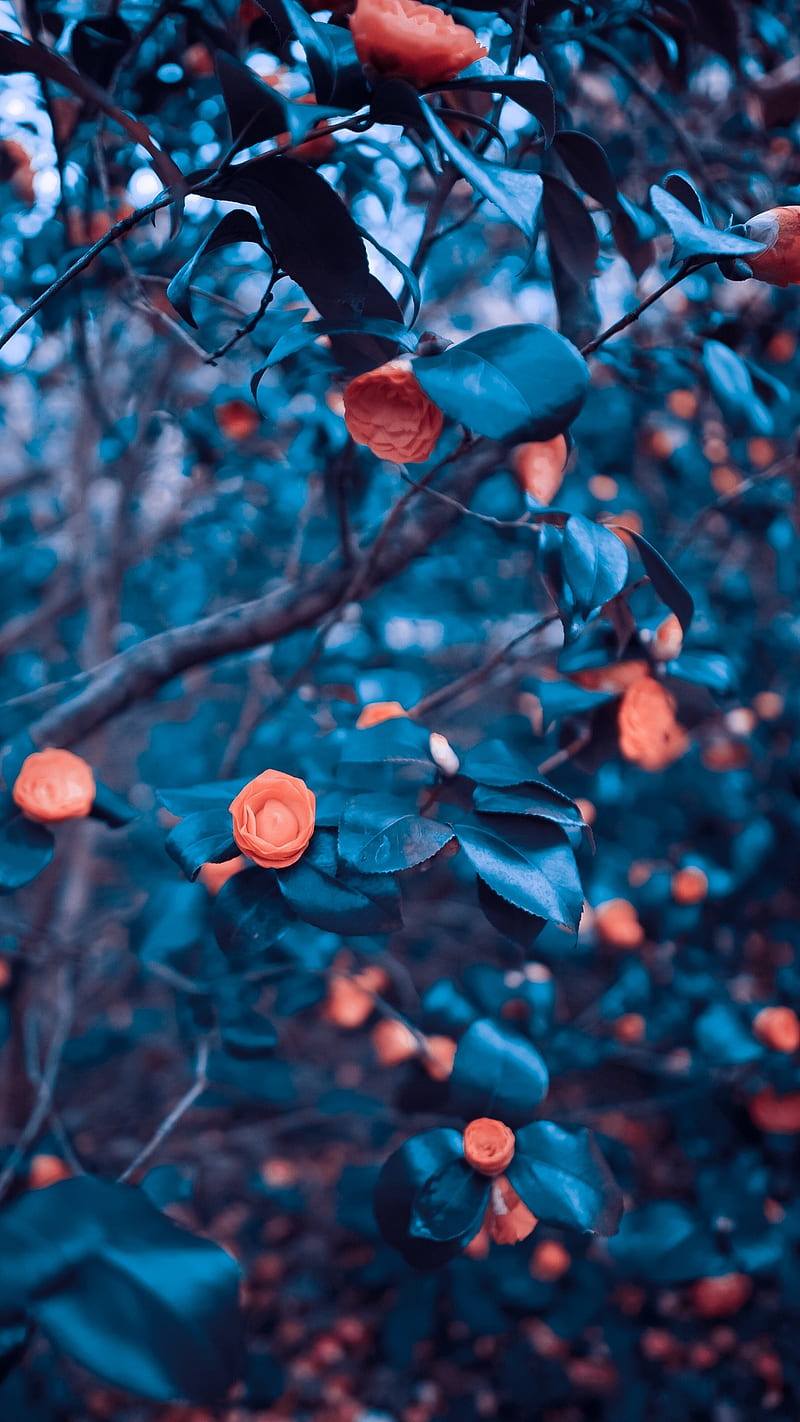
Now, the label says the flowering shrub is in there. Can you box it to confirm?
[0,0,798,1418]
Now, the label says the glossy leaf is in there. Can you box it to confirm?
[554,130,618,208]
[476,879,547,952]
[373,1128,480,1268]
[282,0,368,108]
[440,76,556,145]
[455,818,583,930]
[410,1159,489,1242]
[165,810,238,881]
[167,211,267,328]
[449,1019,549,1125]
[0,814,54,894]
[542,175,600,283]
[338,793,454,873]
[562,514,630,615]
[414,323,589,442]
[608,1201,724,1282]
[0,1177,243,1402]
[212,867,290,966]
[649,185,767,264]
[262,316,414,369]
[276,830,402,933]
[215,52,289,152]
[419,94,544,242]
[702,339,773,435]
[473,781,585,829]
[506,1122,624,1235]
[624,529,695,632]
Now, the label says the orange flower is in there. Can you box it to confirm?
[343,364,444,463]
[744,206,800,286]
[463,1118,515,1176]
[350,0,487,89]
[13,748,95,823]
[753,1006,800,1054]
[324,963,390,1029]
[371,1017,418,1065]
[530,1238,571,1281]
[689,1273,752,1319]
[617,675,689,772]
[421,1034,457,1081]
[749,1086,800,1133]
[199,855,247,895]
[671,865,708,905]
[485,1175,537,1245]
[214,399,260,441]
[651,613,683,662]
[594,898,644,950]
[512,436,568,505]
[229,769,315,869]
[28,1154,72,1190]
[356,700,409,729]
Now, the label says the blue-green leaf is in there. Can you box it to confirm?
[0,814,54,894]
[450,1019,549,1126]
[410,1159,489,1242]
[338,793,454,873]
[373,1128,479,1268]
[165,810,238,882]
[649,185,767,264]
[562,514,630,615]
[414,323,589,442]
[455,818,582,930]
[506,1122,623,1235]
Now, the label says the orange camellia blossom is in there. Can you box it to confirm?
[13,748,96,824]
[689,1273,753,1319]
[229,769,315,869]
[463,1118,516,1176]
[349,0,487,89]
[748,1086,800,1133]
[355,700,409,729]
[595,898,645,950]
[371,1017,418,1065]
[671,865,709,906]
[744,206,800,286]
[570,660,649,695]
[617,675,689,772]
[753,1006,800,1054]
[512,436,569,505]
[324,961,391,1029]
[199,855,247,896]
[343,363,444,463]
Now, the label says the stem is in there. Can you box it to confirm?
[117,1040,210,1183]
[580,263,692,357]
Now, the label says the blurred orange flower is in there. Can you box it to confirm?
[617,675,689,771]
[350,0,486,88]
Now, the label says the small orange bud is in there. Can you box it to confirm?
[569,660,649,694]
[651,614,683,662]
[324,964,390,1029]
[753,1006,800,1054]
[463,1119,515,1176]
[612,1012,646,1044]
[371,1017,418,1066]
[463,1223,491,1258]
[421,1034,457,1081]
[0,958,11,991]
[355,700,409,729]
[486,1175,537,1245]
[214,398,260,441]
[689,1273,752,1319]
[530,1238,571,1281]
[512,436,568,505]
[671,866,709,906]
[28,1154,71,1190]
[595,898,645,950]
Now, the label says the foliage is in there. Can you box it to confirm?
[0,0,798,1417]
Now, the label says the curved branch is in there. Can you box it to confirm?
[22,442,503,749]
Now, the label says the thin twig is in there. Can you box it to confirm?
[117,1040,210,1183]
[580,263,693,357]
[409,613,560,721]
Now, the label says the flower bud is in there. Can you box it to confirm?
[744,206,800,286]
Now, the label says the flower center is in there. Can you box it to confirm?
[255,798,299,843]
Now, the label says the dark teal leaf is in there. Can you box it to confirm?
[338,793,454,873]
[542,175,599,283]
[702,339,773,435]
[450,1019,549,1126]
[157,781,245,816]
[439,76,556,145]
[562,514,629,615]
[461,739,553,789]
[662,170,714,226]
[282,0,368,108]
[263,316,414,369]
[410,1159,489,1242]
[476,879,546,952]
[91,779,136,828]
[276,831,402,934]
[220,1007,278,1059]
[167,211,267,328]
[373,1128,478,1268]
[608,1201,724,1282]
[553,130,618,208]
[0,815,54,894]
[215,51,289,152]
[420,96,543,242]
[507,1122,623,1235]
[0,1177,243,1403]
[473,781,584,829]
[455,818,583,930]
[649,185,767,264]
[165,810,238,882]
[414,323,589,442]
[625,529,694,633]
[212,867,290,967]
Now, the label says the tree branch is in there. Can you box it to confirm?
[17,442,503,749]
